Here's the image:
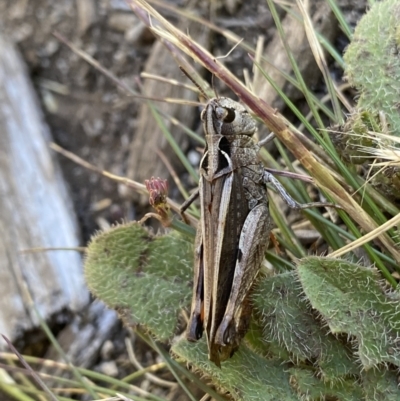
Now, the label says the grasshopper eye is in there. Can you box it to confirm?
[223,107,236,123]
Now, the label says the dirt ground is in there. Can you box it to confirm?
[0,0,368,399]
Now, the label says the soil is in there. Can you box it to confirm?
[0,0,368,399]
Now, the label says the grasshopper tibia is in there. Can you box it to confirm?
[263,171,341,211]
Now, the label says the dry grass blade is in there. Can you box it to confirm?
[19,247,86,254]
[115,395,135,401]
[50,143,197,225]
[1,335,58,401]
[330,212,400,258]
[296,0,344,119]
[0,352,167,400]
[140,72,199,93]
[125,338,177,389]
[357,130,400,166]
[128,0,400,263]
[53,31,202,108]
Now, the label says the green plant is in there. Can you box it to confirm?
[84,0,400,400]
[333,0,400,200]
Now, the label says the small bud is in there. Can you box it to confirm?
[145,177,170,220]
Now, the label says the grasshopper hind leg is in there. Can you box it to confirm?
[214,202,271,350]
[264,171,340,210]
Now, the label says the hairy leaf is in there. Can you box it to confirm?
[297,257,400,368]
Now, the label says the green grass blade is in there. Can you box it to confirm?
[30,306,98,400]
[254,61,391,231]
[273,140,344,250]
[296,0,343,123]
[149,339,197,401]
[325,0,353,39]
[266,0,324,129]
[280,4,345,69]
[135,332,227,401]
[269,196,306,258]
[265,251,295,272]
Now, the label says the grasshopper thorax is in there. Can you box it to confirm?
[201,97,257,137]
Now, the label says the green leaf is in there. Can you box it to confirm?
[289,368,364,401]
[253,272,359,380]
[344,0,400,136]
[84,222,193,341]
[297,257,400,368]
[361,368,400,401]
[172,338,298,401]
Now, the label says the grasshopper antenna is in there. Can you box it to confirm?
[210,38,243,100]
[179,66,209,101]
[211,73,219,100]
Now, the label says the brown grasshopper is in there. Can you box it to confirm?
[182,96,337,366]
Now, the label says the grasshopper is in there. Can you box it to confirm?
[182,96,336,366]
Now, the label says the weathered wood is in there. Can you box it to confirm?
[0,34,89,345]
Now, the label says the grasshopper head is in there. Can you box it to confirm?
[201,97,257,137]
